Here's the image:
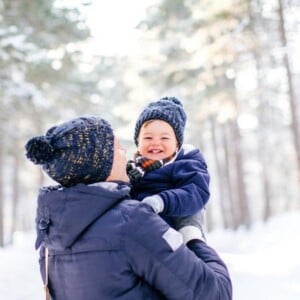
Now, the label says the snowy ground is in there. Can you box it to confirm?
[1,211,299,300]
[209,211,300,300]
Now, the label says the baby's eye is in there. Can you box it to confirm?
[162,137,169,140]
[143,136,152,140]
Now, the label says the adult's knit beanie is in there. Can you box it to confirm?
[25,116,114,187]
[134,96,186,148]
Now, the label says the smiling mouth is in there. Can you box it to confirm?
[148,149,163,154]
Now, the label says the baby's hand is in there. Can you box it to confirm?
[142,195,164,214]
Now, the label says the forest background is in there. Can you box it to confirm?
[0,0,299,247]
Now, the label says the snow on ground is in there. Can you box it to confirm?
[208,211,300,300]
[1,211,300,300]
[0,232,44,299]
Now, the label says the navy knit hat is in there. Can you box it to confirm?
[25,116,114,187]
[134,96,186,148]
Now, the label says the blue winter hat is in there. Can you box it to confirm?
[25,116,114,187]
[134,96,187,148]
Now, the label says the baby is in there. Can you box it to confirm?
[127,96,210,241]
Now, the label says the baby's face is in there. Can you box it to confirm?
[138,120,178,160]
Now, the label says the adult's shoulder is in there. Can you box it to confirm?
[119,201,170,240]
[118,199,140,210]
[118,199,157,221]
[117,199,149,223]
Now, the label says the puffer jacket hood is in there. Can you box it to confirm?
[35,182,131,250]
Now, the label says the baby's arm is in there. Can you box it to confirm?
[141,153,210,217]
[160,156,210,216]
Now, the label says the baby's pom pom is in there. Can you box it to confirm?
[160,96,182,106]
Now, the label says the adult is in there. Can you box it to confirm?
[25,116,232,300]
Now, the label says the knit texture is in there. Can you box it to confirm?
[25,116,114,187]
[134,96,186,148]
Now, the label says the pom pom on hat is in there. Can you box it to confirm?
[25,116,115,187]
[134,96,186,148]
[25,136,55,164]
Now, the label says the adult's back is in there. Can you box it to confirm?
[36,182,231,300]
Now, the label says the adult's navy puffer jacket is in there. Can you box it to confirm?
[35,182,232,300]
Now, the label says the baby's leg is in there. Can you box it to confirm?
[173,209,207,241]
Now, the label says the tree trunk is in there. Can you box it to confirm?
[278,0,300,181]
[261,152,272,221]
[221,122,238,229]
[248,0,274,222]
[11,150,20,239]
[210,116,230,229]
[229,118,251,228]
[0,132,4,247]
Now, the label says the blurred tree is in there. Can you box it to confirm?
[277,0,300,180]
[136,0,252,228]
[247,0,300,218]
[135,0,300,228]
[0,0,93,245]
[0,130,3,246]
